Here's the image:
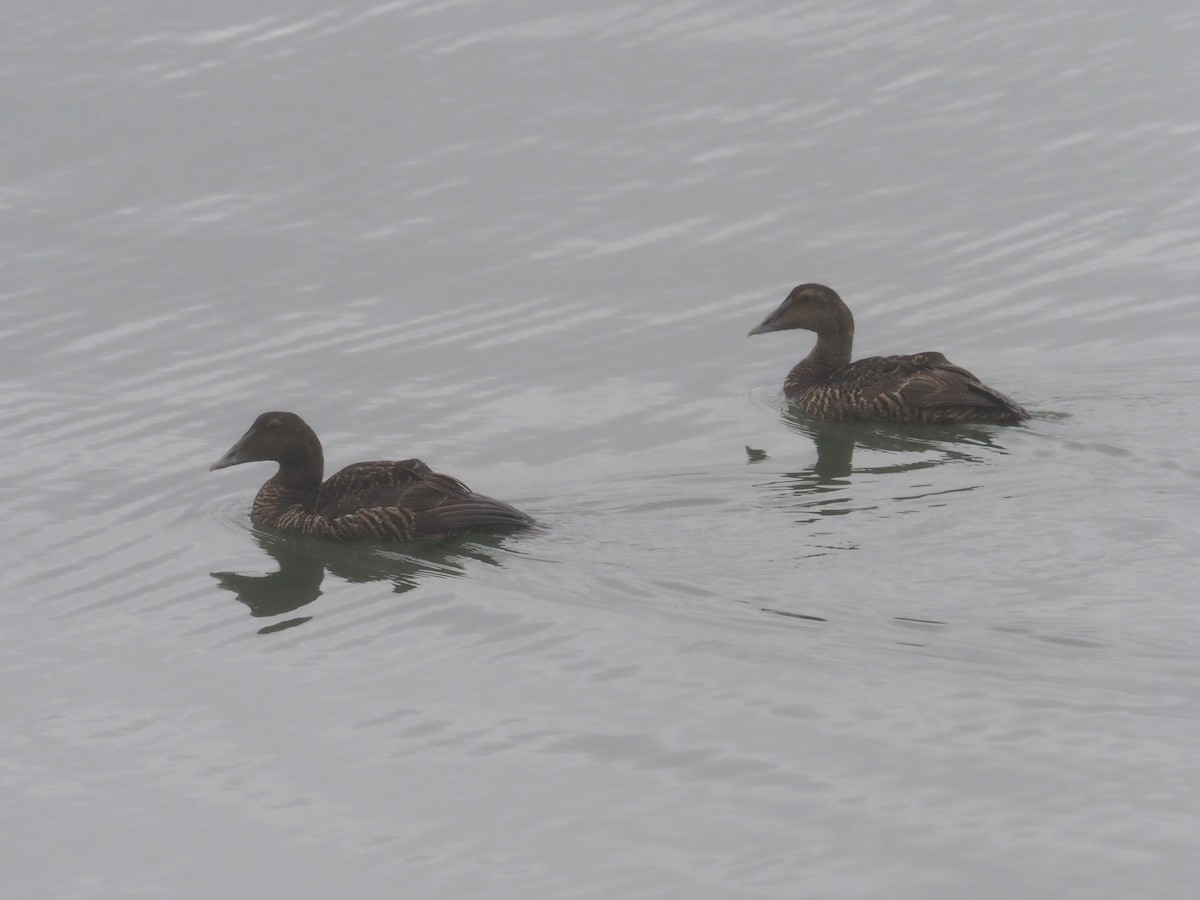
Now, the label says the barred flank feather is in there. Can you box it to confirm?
[783,354,1027,424]
[213,411,535,542]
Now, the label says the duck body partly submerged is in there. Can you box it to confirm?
[749,284,1028,425]
[211,412,535,541]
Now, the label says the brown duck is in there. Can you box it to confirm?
[748,284,1028,424]
[211,412,535,541]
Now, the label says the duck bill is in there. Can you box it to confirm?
[747,319,776,336]
[748,303,787,336]
[748,294,796,336]
[210,433,252,471]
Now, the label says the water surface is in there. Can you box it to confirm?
[3,2,1200,897]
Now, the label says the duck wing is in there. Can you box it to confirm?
[891,353,1025,414]
[313,459,441,517]
[839,353,1026,419]
[314,459,533,539]
[401,484,537,537]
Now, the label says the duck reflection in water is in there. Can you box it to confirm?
[748,414,1008,628]
[747,411,1013,511]
[212,527,520,634]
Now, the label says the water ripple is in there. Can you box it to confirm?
[5,1,1200,895]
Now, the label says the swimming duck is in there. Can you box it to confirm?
[211,412,535,541]
[748,284,1028,424]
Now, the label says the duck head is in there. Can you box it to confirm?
[747,283,854,338]
[210,411,323,472]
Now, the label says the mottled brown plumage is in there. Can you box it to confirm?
[748,284,1028,424]
[211,412,535,541]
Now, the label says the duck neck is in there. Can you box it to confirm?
[803,326,854,374]
[270,454,324,497]
[252,458,323,527]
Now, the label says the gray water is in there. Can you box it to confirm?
[4,2,1200,897]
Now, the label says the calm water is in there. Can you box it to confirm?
[4,2,1200,897]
